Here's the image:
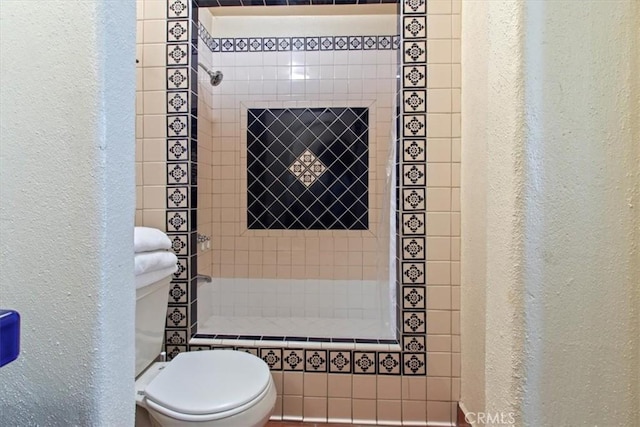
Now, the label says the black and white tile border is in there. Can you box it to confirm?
[198,22,400,53]
[164,0,199,356]
[166,0,429,377]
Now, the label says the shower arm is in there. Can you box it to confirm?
[198,62,214,77]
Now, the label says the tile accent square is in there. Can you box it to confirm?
[378,352,401,375]
[167,186,189,208]
[377,35,392,50]
[402,213,426,235]
[166,306,188,328]
[167,345,187,360]
[403,353,427,375]
[167,20,189,42]
[353,352,377,374]
[403,139,426,162]
[263,38,277,51]
[277,37,291,51]
[167,115,189,137]
[363,36,377,50]
[168,139,189,160]
[173,257,189,280]
[167,162,189,184]
[305,350,328,372]
[260,348,283,370]
[403,237,425,260]
[292,37,305,51]
[246,107,369,230]
[305,37,320,51]
[249,38,262,51]
[167,67,189,89]
[403,336,426,353]
[166,330,187,346]
[403,65,427,88]
[169,282,188,303]
[403,16,427,39]
[403,0,426,14]
[169,234,189,256]
[167,210,189,232]
[328,351,352,374]
[403,312,426,333]
[234,38,249,52]
[320,37,334,50]
[334,36,348,50]
[221,38,234,52]
[403,164,426,186]
[167,43,189,65]
[167,91,189,113]
[168,0,189,18]
[402,262,425,284]
[403,90,427,113]
[348,36,362,50]
[403,286,425,309]
[403,41,426,63]
[403,189,426,210]
[283,349,305,371]
[403,115,427,137]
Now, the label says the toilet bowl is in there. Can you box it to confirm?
[135,350,276,427]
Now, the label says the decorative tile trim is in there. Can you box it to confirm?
[283,349,305,371]
[260,348,283,370]
[197,22,400,53]
[176,0,433,379]
[305,350,328,372]
[329,351,352,373]
[186,338,410,376]
[199,0,400,6]
[403,16,426,39]
[378,352,402,375]
[162,0,199,358]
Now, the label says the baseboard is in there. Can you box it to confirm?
[457,402,472,427]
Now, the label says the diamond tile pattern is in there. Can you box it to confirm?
[247,107,369,230]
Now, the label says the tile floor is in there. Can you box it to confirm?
[266,422,367,427]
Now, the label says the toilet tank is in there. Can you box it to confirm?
[135,277,172,377]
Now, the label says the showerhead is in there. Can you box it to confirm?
[198,62,223,87]
[209,70,224,86]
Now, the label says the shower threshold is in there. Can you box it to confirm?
[197,314,395,341]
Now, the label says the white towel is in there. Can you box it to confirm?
[134,227,172,253]
[135,266,177,289]
[134,250,178,276]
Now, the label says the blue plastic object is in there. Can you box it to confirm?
[0,309,20,367]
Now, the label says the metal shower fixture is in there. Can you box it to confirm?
[198,62,224,87]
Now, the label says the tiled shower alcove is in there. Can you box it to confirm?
[135,0,461,424]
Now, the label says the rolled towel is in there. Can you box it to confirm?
[136,266,177,289]
[135,250,178,276]
[134,227,172,253]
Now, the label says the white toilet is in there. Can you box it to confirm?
[134,274,276,427]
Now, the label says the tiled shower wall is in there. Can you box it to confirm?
[196,10,216,281]
[193,2,461,424]
[136,0,462,424]
[202,13,398,281]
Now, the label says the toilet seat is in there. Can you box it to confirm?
[144,350,272,422]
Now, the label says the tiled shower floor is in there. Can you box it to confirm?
[198,315,394,340]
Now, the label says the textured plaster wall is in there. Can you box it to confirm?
[461,0,639,425]
[0,1,136,425]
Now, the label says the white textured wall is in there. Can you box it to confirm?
[462,0,639,425]
[0,1,136,425]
